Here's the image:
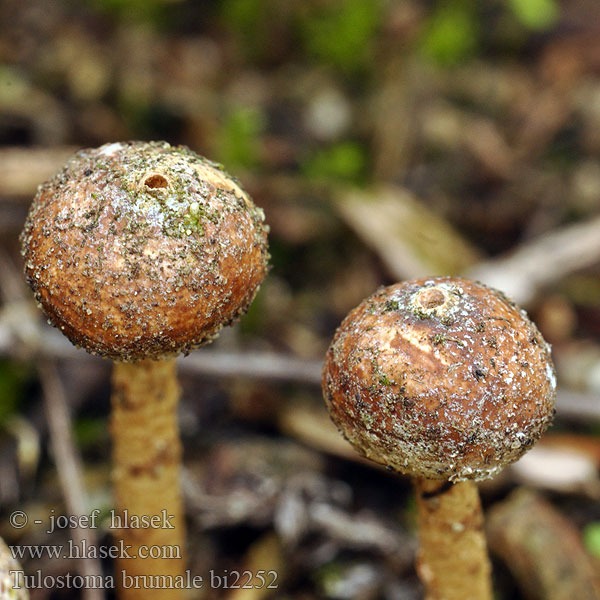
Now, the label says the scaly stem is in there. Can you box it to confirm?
[413,478,493,600]
[111,359,185,599]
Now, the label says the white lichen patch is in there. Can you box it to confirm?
[98,141,124,156]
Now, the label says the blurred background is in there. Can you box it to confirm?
[1,0,600,598]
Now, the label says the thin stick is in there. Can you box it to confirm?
[466,213,600,306]
[38,360,105,600]
[0,313,595,420]
[413,478,493,600]
[111,358,185,599]
[487,488,600,599]
[0,146,78,197]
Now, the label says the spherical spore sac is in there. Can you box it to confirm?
[322,277,556,481]
[21,141,269,361]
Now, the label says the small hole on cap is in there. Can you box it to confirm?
[143,174,169,189]
[417,288,446,309]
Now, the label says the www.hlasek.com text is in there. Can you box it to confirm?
[11,539,181,560]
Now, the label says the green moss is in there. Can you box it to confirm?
[383,299,400,312]
[430,334,464,347]
[366,302,378,315]
[181,213,205,237]
[360,411,374,429]
[412,307,430,320]
[440,315,456,326]
[379,374,392,386]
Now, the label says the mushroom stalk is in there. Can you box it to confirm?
[21,141,269,596]
[322,277,556,600]
[414,478,492,600]
[111,359,185,599]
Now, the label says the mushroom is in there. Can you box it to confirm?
[322,277,556,600]
[1,536,28,599]
[20,141,269,598]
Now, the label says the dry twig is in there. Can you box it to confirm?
[37,360,105,600]
[334,185,482,278]
[487,489,600,600]
[0,146,78,198]
[0,310,597,421]
[467,214,600,306]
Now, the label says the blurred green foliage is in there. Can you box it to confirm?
[121,101,184,141]
[220,0,269,59]
[419,1,479,66]
[507,0,559,30]
[216,106,265,171]
[559,275,600,308]
[302,141,367,183]
[221,0,262,32]
[314,560,351,598]
[238,285,266,336]
[419,0,559,67]
[222,0,382,73]
[84,0,174,25]
[296,0,382,73]
[74,417,109,450]
[582,522,600,559]
[0,361,31,426]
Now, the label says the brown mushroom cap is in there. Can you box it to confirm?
[21,141,269,361]
[322,277,556,481]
